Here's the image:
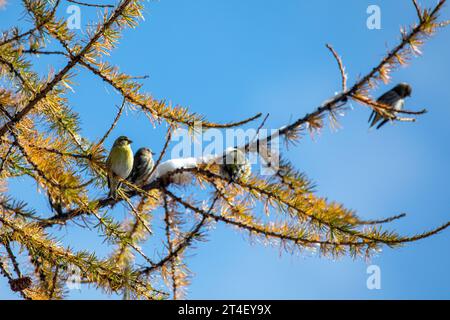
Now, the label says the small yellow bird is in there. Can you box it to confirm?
[106,136,134,199]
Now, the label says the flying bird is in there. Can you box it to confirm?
[368,83,412,130]
[106,136,133,199]
[127,147,155,188]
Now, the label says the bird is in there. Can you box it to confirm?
[220,148,251,182]
[106,136,134,199]
[368,83,412,130]
[127,147,155,188]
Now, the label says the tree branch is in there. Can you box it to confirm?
[0,0,136,139]
[66,0,114,8]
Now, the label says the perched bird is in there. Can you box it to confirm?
[220,148,251,182]
[127,148,155,187]
[368,83,412,130]
[106,136,133,199]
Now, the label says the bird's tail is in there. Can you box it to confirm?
[368,110,375,124]
[376,119,389,130]
[369,111,383,129]
[108,174,121,199]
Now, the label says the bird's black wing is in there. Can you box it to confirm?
[377,90,401,106]
[128,164,138,183]
[128,154,148,183]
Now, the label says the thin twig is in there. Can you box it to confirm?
[0,144,14,175]
[4,241,22,277]
[48,265,59,299]
[246,113,270,153]
[23,49,67,56]
[26,145,91,160]
[122,195,153,236]
[412,0,423,22]
[326,44,347,91]
[149,127,173,179]
[98,98,126,146]
[355,213,407,226]
[0,260,13,282]
[67,0,115,8]
[163,195,178,300]
[129,75,150,80]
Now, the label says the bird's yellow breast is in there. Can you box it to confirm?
[108,145,133,178]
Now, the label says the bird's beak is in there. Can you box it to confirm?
[151,151,156,155]
[128,139,133,144]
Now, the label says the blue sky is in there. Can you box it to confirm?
[1,0,449,299]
